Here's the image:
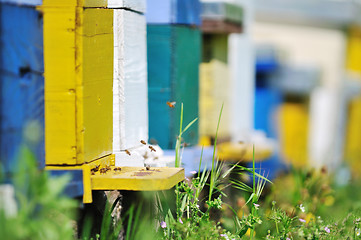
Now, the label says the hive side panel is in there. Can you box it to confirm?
[82,8,113,162]
[173,26,200,146]
[44,7,77,165]
[199,34,230,139]
[123,10,148,149]
[0,4,45,172]
[147,25,173,149]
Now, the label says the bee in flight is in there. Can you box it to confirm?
[149,146,156,152]
[125,149,131,156]
[166,101,176,108]
[140,140,147,145]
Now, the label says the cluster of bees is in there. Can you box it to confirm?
[123,140,156,156]
[90,165,122,175]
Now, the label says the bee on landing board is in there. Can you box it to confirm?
[140,140,146,145]
[166,101,176,108]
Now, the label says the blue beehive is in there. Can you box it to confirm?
[146,0,201,25]
[0,3,45,173]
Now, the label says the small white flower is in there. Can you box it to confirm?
[299,218,306,223]
[179,218,183,224]
[190,170,197,175]
[324,226,330,233]
[253,203,260,210]
[300,204,305,213]
[356,228,361,236]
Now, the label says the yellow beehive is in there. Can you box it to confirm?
[199,34,230,140]
[344,26,361,178]
[43,6,113,165]
[278,103,309,168]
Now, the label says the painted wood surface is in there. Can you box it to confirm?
[199,34,230,139]
[113,9,148,156]
[0,4,44,173]
[147,25,200,149]
[146,0,201,25]
[0,0,145,10]
[44,7,113,165]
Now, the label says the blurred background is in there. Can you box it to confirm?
[1,0,361,200]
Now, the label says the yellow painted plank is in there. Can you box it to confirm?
[278,103,308,168]
[44,7,113,165]
[44,7,77,165]
[199,35,230,139]
[346,26,361,74]
[82,8,113,163]
[42,0,107,7]
[345,97,361,178]
[91,167,185,191]
[217,142,272,162]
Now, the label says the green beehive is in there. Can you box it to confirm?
[147,25,201,149]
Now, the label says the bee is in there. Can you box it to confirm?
[140,140,147,145]
[114,167,122,171]
[125,149,131,156]
[91,165,100,172]
[106,165,111,171]
[145,165,150,171]
[166,101,176,108]
[182,142,189,147]
[100,168,108,174]
[149,146,156,152]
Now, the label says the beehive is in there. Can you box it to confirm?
[0,3,45,172]
[147,26,200,149]
[147,0,201,149]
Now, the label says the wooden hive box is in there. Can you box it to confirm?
[0,3,45,172]
[147,25,201,149]
[113,7,149,166]
[43,6,114,165]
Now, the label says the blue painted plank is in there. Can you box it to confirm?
[146,0,201,25]
[0,0,41,6]
[253,87,284,180]
[0,4,44,174]
[49,170,84,198]
[147,25,200,149]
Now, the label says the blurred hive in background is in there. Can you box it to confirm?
[199,0,243,143]
[147,0,201,149]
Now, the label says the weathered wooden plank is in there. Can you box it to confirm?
[0,4,44,173]
[147,25,200,149]
[113,9,148,156]
[44,7,113,165]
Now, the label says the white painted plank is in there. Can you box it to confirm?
[113,9,148,166]
[108,0,146,13]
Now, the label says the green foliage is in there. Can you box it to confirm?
[0,147,77,240]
